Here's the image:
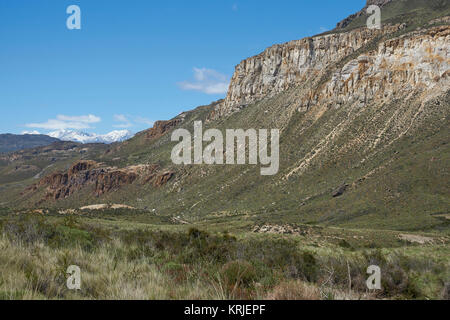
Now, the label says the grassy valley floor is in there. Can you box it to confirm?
[0,208,448,300]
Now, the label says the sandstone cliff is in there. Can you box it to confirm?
[215,24,405,118]
[214,22,448,119]
[300,26,450,111]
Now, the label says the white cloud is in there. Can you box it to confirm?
[56,115,100,123]
[113,114,154,128]
[134,116,154,127]
[178,68,229,95]
[21,130,41,135]
[25,114,101,131]
[113,114,133,128]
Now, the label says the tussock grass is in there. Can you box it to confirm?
[0,215,448,300]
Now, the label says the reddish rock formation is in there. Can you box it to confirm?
[145,119,182,140]
[152,171,174,187]
[68,160,97,175]
[25,160,175,201]
[95,170,137,196]
[30,161,102,200]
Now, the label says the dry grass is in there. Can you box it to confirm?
[265,280,321,300]
[0,236,218,300]
[0,217,448,300]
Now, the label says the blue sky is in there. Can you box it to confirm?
[0,0,365,135]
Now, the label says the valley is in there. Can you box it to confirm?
[0,0,448,300]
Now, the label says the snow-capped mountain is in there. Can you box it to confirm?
[98,130,135,144]
[48,130,134,144]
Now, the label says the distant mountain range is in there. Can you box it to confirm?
[48,130,134,144]
[0,134,60,153]
[0,130,134,153]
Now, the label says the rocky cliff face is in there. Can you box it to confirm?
[145,119,183,140]
[216,24,404,118]
[300,25,450,111]
[24,160,174,203]
[215,22,449,119]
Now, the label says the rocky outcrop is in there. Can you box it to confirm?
[216,24,404,118]
[152,171,174,187]
[95,170,138,196]
[214,22,449,118]
[332,184,349,198]
[299,26,450,111]
[252,224,312,236]
[68,160,97,175]
[25,160,174,201]
[145,119,182,140]
[26,160,101,199]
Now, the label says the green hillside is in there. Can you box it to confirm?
[335,0,450,32]
[0,134,60,153]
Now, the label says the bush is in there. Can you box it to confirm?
[49,225,94,250]
[285,251,319,282]
[1,214,95,250]
[188,228,209,240]
[2,214,51,245]
[165,262,189,283]
[338,239,353,249]
[221,260,257,289]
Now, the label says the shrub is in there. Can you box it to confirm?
[165,262,189,283]
[48,226,94,250]
[62,215,79,228]
[1,214,96,250]
[2,214,51,245]
[188,228,209,240]
[285,251,319,282]
[338,239,353,249]
[221,260,257,289]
